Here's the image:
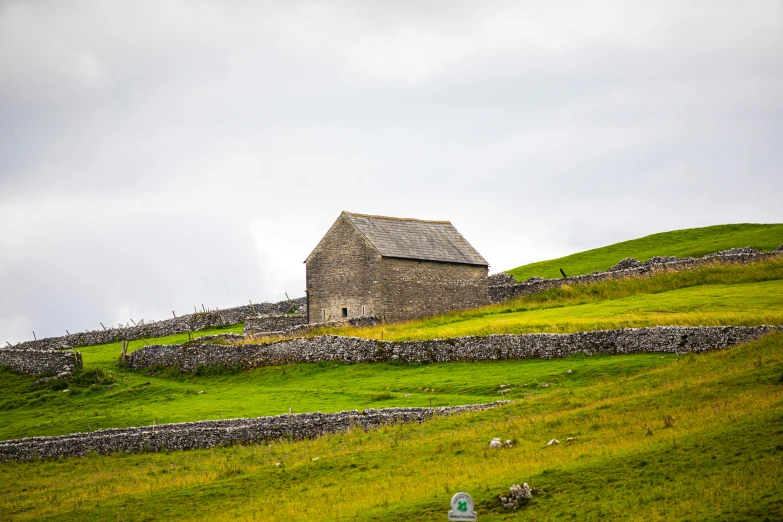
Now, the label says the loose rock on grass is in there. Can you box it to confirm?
[500,483,534,509]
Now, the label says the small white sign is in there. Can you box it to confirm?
[448,492,477,521]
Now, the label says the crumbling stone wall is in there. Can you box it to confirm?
[13,297,306,351]
[489,247,783,303]
[0,402,506,462]
[0,349,82,375]
[127,326,781,371]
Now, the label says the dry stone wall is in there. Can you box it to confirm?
[243,314,309,336]
[14,297,306,351]
[244,315,382,338]
[0,349,82,375]
[127,326,781,371]
[489,247,783,303]
[0,402,506,462]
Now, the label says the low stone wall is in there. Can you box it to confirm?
[127,326,781,371]
[489,247,783,303]
[0,402,506,462]
[243,315,381,338]
[243,314,309,336]
[13,297,307,351]
[0,349,82,376]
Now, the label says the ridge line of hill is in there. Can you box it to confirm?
[506,222,783,280]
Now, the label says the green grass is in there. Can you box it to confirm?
[2,259,780,442]
[78,323,245,368]
[312,258,783,341]
[2,332,782,521]
[2,246,783,520]
[506,223,783,280]
[0,353,677,441]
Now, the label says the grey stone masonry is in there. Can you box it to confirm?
[0,402,507,462]
[243,314,309,336]
[127,326,782,371]
[489,246,783,303]
[244,315,382,338]
[306,212,489,324]
[13,297,306,351]
[0,348,82,375]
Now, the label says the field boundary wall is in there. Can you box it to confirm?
[127,326,782,371]
[0,402,506,462]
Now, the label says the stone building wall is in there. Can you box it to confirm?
[0,402,506,462]
[306,215,383,323]
[127,326,780,371]
[379,258,488,322]
[0,348,82,375]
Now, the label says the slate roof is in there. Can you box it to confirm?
[343,212,489,266]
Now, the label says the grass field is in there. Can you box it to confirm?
[1,259,781,444]
[2,235,783,520]
[0,352,679,441]
[506,223,783,280]
[2,332,781,521]
[312,257,783,341]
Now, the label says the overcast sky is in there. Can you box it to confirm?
[1,1,782,344]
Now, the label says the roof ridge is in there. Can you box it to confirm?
[343,211,452,225]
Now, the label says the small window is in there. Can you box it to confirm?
[341,307,348,318]
[361,305,366,316]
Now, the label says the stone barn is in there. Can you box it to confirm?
[305,212,489,323]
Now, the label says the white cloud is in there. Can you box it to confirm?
[0,0,781,342]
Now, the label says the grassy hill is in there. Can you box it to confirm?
[2,333,781,520]
[317,257,783,340]
[1,258,781,441]
[2,254,783,520]
[506,223,783,281]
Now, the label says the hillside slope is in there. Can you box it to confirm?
[2,333,781,520]
[506,223,783,281]
[1,259,780,440]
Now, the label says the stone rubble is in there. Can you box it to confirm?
[501,483,534,509]
[608,257,644,272]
